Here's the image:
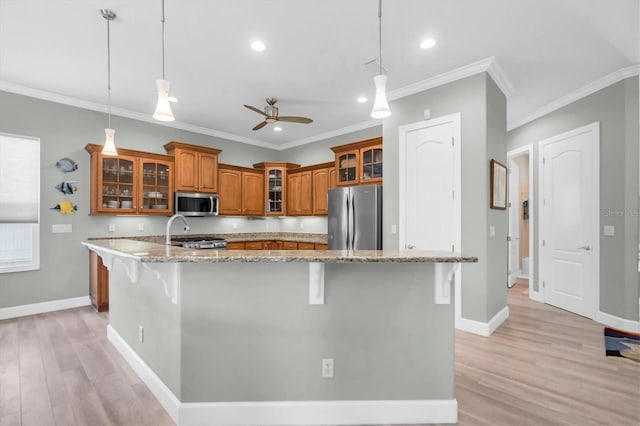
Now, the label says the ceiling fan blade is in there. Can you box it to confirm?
[252,121,268,131]
[244,104,268,117]
[277,116,313,124]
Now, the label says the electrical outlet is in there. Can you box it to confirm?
[423,108,431,120]
[138,325,144,343]
[233,222,238,230]
[603,225,615,236]
[391,224,397,235]
[138,223,145,231]
[299,222,304,229]
[52,224,72,233]
[108,224,116,233]
[489,226,495,237]
[322,358,334,378]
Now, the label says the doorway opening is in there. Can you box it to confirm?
[507,145,534,298]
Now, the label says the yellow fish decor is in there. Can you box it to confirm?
[55,181,77,194]
[51,200,77,215]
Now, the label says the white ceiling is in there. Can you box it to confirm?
[1,0,638,149]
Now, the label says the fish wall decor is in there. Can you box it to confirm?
[55,181,77,194]
[51,201,77,215]
[56,158,78,173]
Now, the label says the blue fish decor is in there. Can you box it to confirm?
[56,157,78,173]
[55,181,77,194]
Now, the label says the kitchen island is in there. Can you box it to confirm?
[83,238,476,426]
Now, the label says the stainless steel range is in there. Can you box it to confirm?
[172,236,227,249]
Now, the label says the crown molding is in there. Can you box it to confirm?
[388,56,515,101]
[0,80,279,150]
[508,64,640,131]
[276,119,381,151]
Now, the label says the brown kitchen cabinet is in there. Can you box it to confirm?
[85,144,174,216]
[331,137,383,186]
[245,241,264,250]
[312,168,329,215]
[281,241,298,250]
[253,162,300,216]
[287,170,313,216]
[328,166,336,189]
[314,243,328,250]
[89,251,109,312]
[164,141,221,193]
[218,164,265,216]
[297,242,316,250]
[225,242,246,250]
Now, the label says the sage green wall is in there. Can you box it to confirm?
[382,73,508,323]
[506,76,639,321]
[0,90,277,309]
[108,261,455,402]
[278,126,382,166]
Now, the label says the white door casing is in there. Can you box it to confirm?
[538,122,599,318]
[399,113,461,320]
[508,159,520,287]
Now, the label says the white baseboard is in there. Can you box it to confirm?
[594,311,640,333]
[180,399,457,426]
[529,290,543,302]
[107,325,181,422]
[456,306,509,337]
[0,296,90,320]
[107,326,458,426]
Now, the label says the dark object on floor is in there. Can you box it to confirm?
[605,327,640,362]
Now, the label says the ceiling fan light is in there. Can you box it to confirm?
[102,128,118,156]
[153,79,175,122]
[371,74,391,119]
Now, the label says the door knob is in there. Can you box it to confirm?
[576,245,591,251]
[407,244,415,250]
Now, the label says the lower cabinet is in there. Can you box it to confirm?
[297,242,315,250]
[245,241,264,250]
[314,243,328,250]
[89,251,109,312]
[281,241,298,250]
[226,240,328,250]
[225,242,245,250]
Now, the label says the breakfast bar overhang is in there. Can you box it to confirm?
[84,238,477,426]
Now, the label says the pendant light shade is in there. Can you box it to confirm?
[370,0,391,119]
[101,9,118,156]
[153,79,174,121]
[371,74,391,118]
[102,128,117,156]
[154,0,175,122]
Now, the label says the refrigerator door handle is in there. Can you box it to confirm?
[351,192,356,250]
[345,194,350,250]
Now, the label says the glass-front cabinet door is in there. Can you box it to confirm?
[139,160,172,214]
[360,145,382,183]
[337,150,358,185]
[266,167,284,215]
[100,155,136,213]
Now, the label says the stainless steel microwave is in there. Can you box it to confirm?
[174,192,219,217]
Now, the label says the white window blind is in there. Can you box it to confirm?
[0,134,40,272]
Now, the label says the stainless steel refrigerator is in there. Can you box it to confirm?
[328,185,382,250]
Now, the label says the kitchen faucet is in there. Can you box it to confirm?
[166,214,191,245]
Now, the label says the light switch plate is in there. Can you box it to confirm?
[604,225,615,236]
[52,224,72,233]
[391,224,397,235]
[489,226,496,237]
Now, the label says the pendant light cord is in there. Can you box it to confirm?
[378,0,383,75]
[161,0,166,79]
[106,13,112,128]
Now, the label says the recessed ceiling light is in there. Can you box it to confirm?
[168,96,178,103]
[273,126,282,132]
[357,96,368,103]
[251,41,266,52]
[420,38,437,49]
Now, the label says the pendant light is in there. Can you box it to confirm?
[101,9,118,156]
[370,0,391,119]
[153,0,175,122]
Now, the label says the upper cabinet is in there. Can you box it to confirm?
[253,162,300,216]
[286,161,333,216]
[164,141,221,193]
[85,144,174,216]
[331,137,383,186]
[218,164,264,216]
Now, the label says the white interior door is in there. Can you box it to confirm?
[540,123,599,318]
[399,113,461,318]
[508,159,520,287]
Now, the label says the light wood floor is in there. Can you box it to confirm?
[1,283,639,425]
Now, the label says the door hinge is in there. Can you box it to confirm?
[452,190,455,200]
[507,236,511,242]
[543,239,546,247]
[543,157,546,165]
[451,137,454,146]
[452,244,455,252]
[543,280,546,288]
[508,201,512,208]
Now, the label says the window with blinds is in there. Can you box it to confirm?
[0,134,40,273]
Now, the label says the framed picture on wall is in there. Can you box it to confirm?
[490,159,507,210]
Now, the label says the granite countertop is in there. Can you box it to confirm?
[83,238,477,264]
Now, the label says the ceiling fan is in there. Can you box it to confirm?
[244,98,313,131]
